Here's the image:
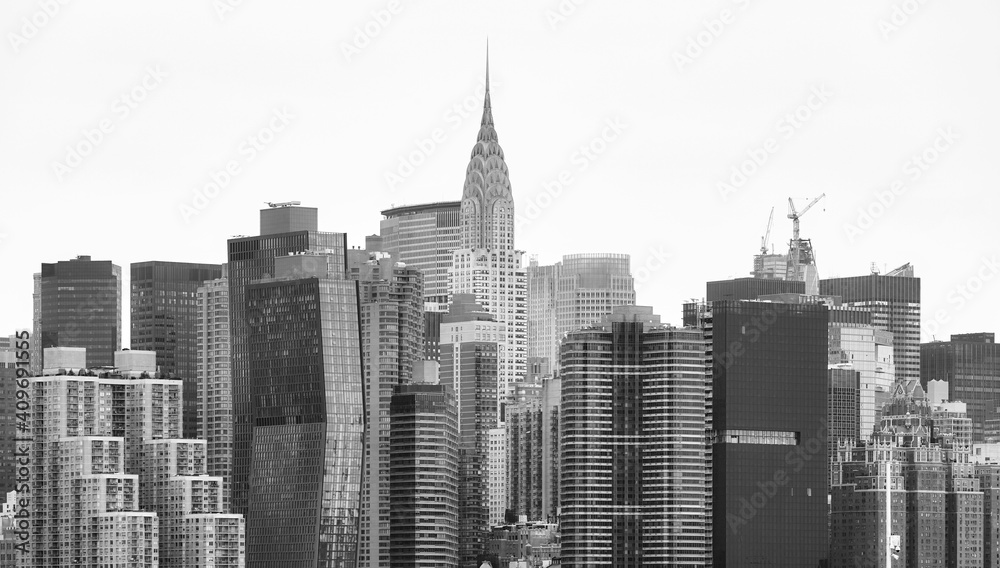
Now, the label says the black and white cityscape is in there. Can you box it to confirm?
[2,2,999,567]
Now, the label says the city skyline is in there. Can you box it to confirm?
[3,1,1000,344]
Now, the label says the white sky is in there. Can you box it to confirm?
[2,0,998,345]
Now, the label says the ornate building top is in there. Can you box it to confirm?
[460,46,514,252]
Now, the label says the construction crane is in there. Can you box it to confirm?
[760,207,775,255]
[787,193,826,282]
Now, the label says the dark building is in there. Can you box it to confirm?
[244,252,364,567]
[228,205,359,565]
[560,306,711,566]
[922,333,1000,442]
[131,260,222,438]
[423,310,444,361]
[439,294,501,565]
[694,300,829,568]
[820,266,921,381]
[828,367,860,485]
[0,336,19,495]
[706,277,805,302]
[389,383,460,567]
[35,255,121,369]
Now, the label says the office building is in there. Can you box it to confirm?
[196,269,232,510]
[922,333,1000,442]
[131,261,222,438]
[0,338,17,495]
[35,256,122,369]
[352,252,424,568]
[448,58,527,412]
[242,251,365,566]
[389,383,459,567]
[561,306,710,566]
[831,382,983,568]
[705,276,805,303]
[689,300,829,567]
[820,264,921,381]
[379,201,461,305]
[828,366,860,484]
[527,254,636,372]
[226,204,347,519]
[440,294,502,563]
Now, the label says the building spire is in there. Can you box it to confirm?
[482,39,493,127]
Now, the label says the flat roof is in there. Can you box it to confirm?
[381,201,461,217]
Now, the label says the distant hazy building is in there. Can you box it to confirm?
[821,264,921,381]
[440,294,502,563]
[243,251,365,566]
[379,201,461,305]
[922,333,1000,442]
[527,254,636,372]
[195,269,231,509]
[35,256,122,369]
[131,260,222,438]
[828,366,860,485]
[561,306,710,566]
[829,324,896,437]
[389,383,459,567]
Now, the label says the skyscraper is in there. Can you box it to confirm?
[243,251,365,566]
[560,306,711,566]
[820,264,921,381]
[389,383,460,567]
[692,300,829,567]
[35,255,122,369]
[0,336,20,495]
[528,254,636,372]
[922,333,1000,442]
[448,56,527,412]
[440,294,502,563]
[226,204,346,518]
[196,269,232,509]
[705,276,804,303]
[378,201,461,305]
[131,260,223,438]
[352,252,424,568]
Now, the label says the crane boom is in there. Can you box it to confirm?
[760,207,774,255]
[787,193,826,282]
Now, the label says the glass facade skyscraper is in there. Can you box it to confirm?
[821,268,921,381]
[922,333,1000,442]
[131,260,222,438]
[35,255,122,369]
[244,253,364,567]
[378,201,460,305]
[693,300,830,568]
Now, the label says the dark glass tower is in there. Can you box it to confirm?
[700,300,829,567]
[560,306,711,566]
[820,267,921,381]
[227,206,351,539]
[36,255,121,369]
[389,383,460,567]
[706,276,805,302]
[244,252,364,567]
[922,333,1000,442]
[131,260,222,438]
